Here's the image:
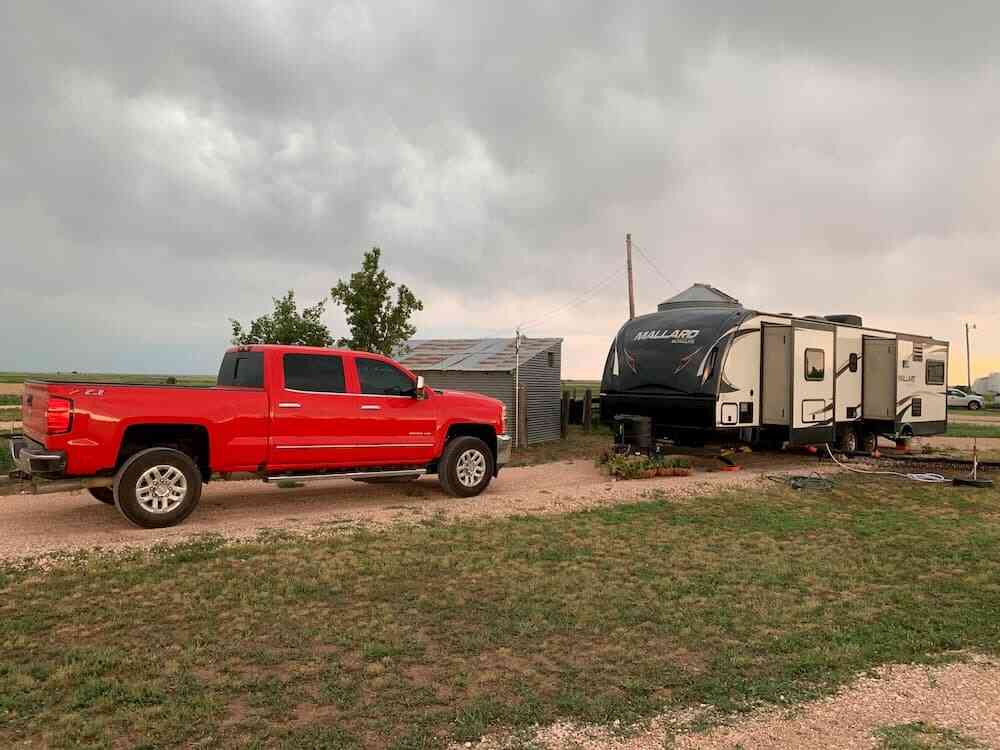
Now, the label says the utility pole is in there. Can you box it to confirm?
[966,322,976,390]
[514,328,521,447]
[626,232,636,320]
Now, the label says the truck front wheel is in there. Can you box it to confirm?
[113,448,202,528]
[439,436,494,498]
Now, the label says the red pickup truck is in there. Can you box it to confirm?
[9,345,511,528]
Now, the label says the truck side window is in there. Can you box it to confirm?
[804,348,825,381]
[283,354,346,393]
[217,352,264,388]
[357,358,415,396]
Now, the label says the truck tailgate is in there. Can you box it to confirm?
[21,382,51,444]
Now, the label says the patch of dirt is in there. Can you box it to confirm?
[0,384,24,396]
[916,436,1000,452]
[0,456,820,562]
[468,654,1000,749]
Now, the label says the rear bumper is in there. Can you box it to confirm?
[8,435,66,476]
[496,434,512,468]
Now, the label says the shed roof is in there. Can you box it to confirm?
[395,338,562,372]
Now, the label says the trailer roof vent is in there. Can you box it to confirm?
[824,314,863,327]
[657,283,741,311]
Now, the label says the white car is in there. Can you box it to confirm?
[947,388,984,409]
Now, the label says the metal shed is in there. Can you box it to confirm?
[395,338,563,445]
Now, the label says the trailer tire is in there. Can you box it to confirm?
[113,448,202,529]
[88,487,115,505]
[438,436,493,498]
[836,427,858,453]
[860,430,878,454]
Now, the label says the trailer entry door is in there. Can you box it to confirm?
[863,337,897,421]
[761,325,791,425]
[790,326,835,445]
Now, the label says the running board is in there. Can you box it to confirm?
[264,468,427,484]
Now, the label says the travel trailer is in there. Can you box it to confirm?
[600,284,949,451]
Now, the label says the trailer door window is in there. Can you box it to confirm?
[804,348,825,381]
[926,359,945,385]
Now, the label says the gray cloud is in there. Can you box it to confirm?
[2,1,999,377]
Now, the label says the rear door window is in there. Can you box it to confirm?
[217,352,265,388]
[283,354,346,393]
[356,358,415,396]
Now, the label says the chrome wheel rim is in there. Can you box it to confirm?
[455,449,487,488]
[135,465,187,514]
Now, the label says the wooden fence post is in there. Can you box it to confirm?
[583,389,593,432]
[560,391,570,439]
[518,384,529,448]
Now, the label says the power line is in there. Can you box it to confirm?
[631,241,676,291]
[519,267,623,331]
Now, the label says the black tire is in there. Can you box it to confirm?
[88,487,116,505]
[836,427,858,453]
[859,430,878,454]
[438,436,494,498]
[969,401,981,410]
[113,448,202,528]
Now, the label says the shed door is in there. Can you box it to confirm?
[790,327,835,444]
[863,337,897,420]
[761,325,791,425]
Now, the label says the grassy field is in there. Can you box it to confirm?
[944,422,1000,439]
[0,372,216,386]
[0,407,22,422]
[2,476,999,749]
[0,395,21,406]
[562,379,601,396]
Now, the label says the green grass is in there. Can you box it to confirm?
[944,423,1000,438]
[0,371,216,386]
[2,476,1000,748]
[875,721,984,749]
[0,407,22,422]
[508,425,612,467]
[0,395,21,406]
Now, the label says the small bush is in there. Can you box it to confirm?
[605,454,692,480]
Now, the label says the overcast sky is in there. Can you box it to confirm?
[2,1,998,381]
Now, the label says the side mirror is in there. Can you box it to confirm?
[414,375,425,398]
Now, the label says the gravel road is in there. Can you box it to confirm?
[0,456,816,562]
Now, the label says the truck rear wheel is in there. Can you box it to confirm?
[113,448,202,528]
[439,436,493,498]
[88,487,115,505]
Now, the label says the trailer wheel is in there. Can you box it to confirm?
[438,436,494,498]
[88,487,115,505]
[113,448,202,528]
[860,430,878,454]
[836,427,858,453]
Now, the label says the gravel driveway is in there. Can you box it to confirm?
[0,456,815,562]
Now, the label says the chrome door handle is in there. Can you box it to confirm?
[278,402,302,408]
[361,405,381,411]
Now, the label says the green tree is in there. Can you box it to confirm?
[230,290,333,347]
[330,247,423,355]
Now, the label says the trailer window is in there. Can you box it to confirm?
[283,354,346,393]
[804,348,825,381]
[926,359,945,385]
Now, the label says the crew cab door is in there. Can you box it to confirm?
[268,351,368,470]
[352,356,439,465]
[790,326,835,445]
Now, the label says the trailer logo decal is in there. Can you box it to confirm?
[633,329,700,343]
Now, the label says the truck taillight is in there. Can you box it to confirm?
[46,397,73,434]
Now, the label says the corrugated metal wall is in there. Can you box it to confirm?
[412,342,561,444]
[519,341,562,444]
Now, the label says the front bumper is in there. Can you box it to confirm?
[496,434,512,468]
[8,435,67,476]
